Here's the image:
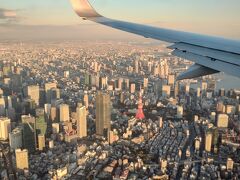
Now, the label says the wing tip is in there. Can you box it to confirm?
[70,0,101,18]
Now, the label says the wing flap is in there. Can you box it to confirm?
[172,49,240,78]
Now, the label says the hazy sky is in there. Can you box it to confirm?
[1,0,240,40]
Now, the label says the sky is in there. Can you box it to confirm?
[0,0,240,41]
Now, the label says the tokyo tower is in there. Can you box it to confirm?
[135,92,145,120]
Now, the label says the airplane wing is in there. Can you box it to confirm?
[70,0,240,80]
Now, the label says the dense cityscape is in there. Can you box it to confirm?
[0,41,239,180]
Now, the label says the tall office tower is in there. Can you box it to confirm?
[3,65,11,76]
[123,79,130,90]
[38,134,45,151]
[134,59,139,74]
[60,104,70,122]
[148,61,152,73]
[118,78,123,90]
[50,106,57,122]
[226,105,236,114]
[217,114,229,128]
[50,88,61,100]
[0,88,3,97]
[195,137,201,151]
[52,123,60,134]
[158,117,163,128]
[44,104,51,119]
[83,94,89,109]
[21,115,36,153]
[177,106,183,118]
[35,108,47,136]
[219,88,225,97]
[227,158,234,170]
[168,74,175,86]
[27,85,40,106]
[135,93,145,120]
[0,117,11,140]
[174,82,179,98]
[94,62,98,72]
[162,85,171,97]
[9,127,22,150]
[212,127,219,153]
[0,97,6,116]
[45,82,57,103]
[11,74,22,93]
[96,92,111,136]
[185,84,190,94]
[100,77,108,89]
[85,73,91,86]
[205,130,212,152]
[143,78,148,89]
[76,106,87,138]
[64,71,69,78]
[197,88,201,98]
[201,82,208,91]
[216,101,225,113]
[130,83,136,94]
[15,149,29,171]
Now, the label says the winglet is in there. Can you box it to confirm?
[70,0,101,19]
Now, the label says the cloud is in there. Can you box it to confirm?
[0,8,19,24]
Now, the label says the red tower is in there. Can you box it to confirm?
[135,93,145,120]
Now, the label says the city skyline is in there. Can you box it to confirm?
[1,0,240,40]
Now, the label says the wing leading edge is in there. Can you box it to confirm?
[70,0,240,80]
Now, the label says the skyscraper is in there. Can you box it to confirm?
[45,82,57,103]
[21,115,36,153]
[59,104,70,122]
[15,149,29,171]
[0,117,11,140]
[76,105,87,138]
[27,85,40,106]
[83,94,89,109]
[35,108,47,136]
[9,127,22,150]
[96,92,111,136]
[38,134,45,151]
[205,130,212,152]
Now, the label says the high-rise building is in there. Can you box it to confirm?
[134,59,139,74]
[143,78,148,89]
[50,106,57,122]
[35,108,47,136]
[9,127,22,150]
[217,114,229,128]
[83,94,89,109]
[59,104,70,122]
[21,115,36,153]
[162,85,171,97]
[0,97,6,116]
[15,149,29,171]
[45,82,57,103]
[76,106,87,138]
[177,106,183,118]
[52,123,60,134]
[168,74,175,86]
[96,92,111,136]
[0,117,11,140]
[130,83,136,94]
[38,134,45,151]
[227,158,234,170]
[205,130,212,152]
[27,85,40,106]
[158,117,163,128]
